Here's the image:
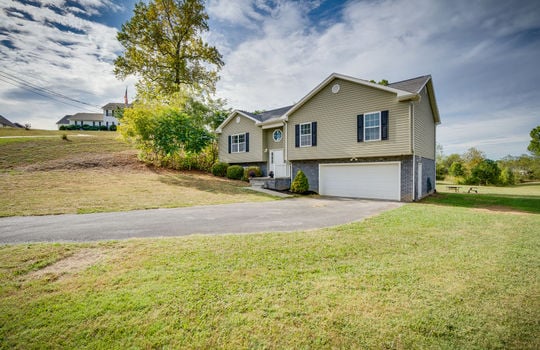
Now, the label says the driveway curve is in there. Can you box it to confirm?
[0,197,403,244]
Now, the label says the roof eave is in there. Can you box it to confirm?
[215,110,260,133]
[284,72,415,117]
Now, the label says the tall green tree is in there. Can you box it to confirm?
[528,125,540,156]
[114,0,224,95]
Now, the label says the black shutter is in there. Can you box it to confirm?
[357,114,364,142]
[311,122,317,146]
[381,110,389,140]
[228,135,231,153]
[295,124,300,147]
[245,132,249,152]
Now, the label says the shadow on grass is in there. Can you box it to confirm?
[421,192,540,214]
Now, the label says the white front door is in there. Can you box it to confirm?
[270,149,286,177]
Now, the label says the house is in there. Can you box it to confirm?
[56,102,129,129]
[0,115,17,128]
[216,73,440,202]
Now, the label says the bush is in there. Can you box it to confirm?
[226,165,244,180]
[61,133,69,141]
[109,124,117,131]
[211,162,229,177]
[291,170,309,194]
[499,167,515,186]
[242,166,262,181]
[59,125,66,130]
[99,125,108,131]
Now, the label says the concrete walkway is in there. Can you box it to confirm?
[0,197,403,244]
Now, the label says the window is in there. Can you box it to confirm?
[231,133,246,153]
[300,123,311,147]
[272,129,282,142]
[364,112,381,141]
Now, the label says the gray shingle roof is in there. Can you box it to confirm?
[69,113,103,121]
[0,115,16,127]
[56,115,72,125]
[102,102,131,110]
[388,75,431,94]
[239,105,294,123]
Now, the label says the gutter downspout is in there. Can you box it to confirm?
[284,120,289,178]
[411,101,416,201]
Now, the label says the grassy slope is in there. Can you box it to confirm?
[0,130,274,216]
[1,202,538,349]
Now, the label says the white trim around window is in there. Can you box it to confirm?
[364,111,381,142]
[231,133,246,153]
[299,122,312,147]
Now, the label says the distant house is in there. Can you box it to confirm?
[13,122,24,129]
[56,102,130,129]
[0,115,17,128]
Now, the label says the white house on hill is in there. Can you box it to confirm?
[57,102,130,129]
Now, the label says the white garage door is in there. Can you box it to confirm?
[319,162,401,200]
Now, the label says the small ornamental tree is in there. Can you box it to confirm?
[291,170,309,194]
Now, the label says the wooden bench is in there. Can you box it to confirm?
[467,187,478,193]
[447,186,461,192]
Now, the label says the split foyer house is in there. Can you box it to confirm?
[216,73,440,202]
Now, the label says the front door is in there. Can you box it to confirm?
[270,149,286,177]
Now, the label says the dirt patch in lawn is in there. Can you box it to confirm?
[21,150,146,172]
[472,206,531,215]
[27,248,110,280]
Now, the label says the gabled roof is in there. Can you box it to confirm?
[216,105,293,133]
[56,115,72,125]
[216,72,440,132]
[102,102,131,110]
[69,113,103,121]
[284,73,420,118]
[388,75,431,93]
[0,115,16,127]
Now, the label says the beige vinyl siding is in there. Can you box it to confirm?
[287,78,411,160]
[413,87,436,160]
[218,114,264,163]
[265,127,284,151]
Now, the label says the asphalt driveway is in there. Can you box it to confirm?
[0,197,403,244]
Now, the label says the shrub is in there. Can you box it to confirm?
[226,165,244,180]
[82,124,91,130]
[291,170,309,194]
[59,125,66,130]
[61,133,69,141]
[109,124,117,131]
[211,162,229,177]
[99,125,108,131]
[242,166,262,181]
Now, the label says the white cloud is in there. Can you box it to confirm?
[0,0,135,129]
[211,0,540,158]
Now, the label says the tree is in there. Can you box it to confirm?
[291,170,309,194]
[119,98,213,165]
[370,79,389,86]
[449,161,466,178]
[114,0,224,95]
[499,167,515,186]
[463,147,486,171]
[468,159,501,185]
[528,125,540,156]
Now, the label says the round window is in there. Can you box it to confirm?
[272,129,282,142]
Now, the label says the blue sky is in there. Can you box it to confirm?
[1,0,539,159]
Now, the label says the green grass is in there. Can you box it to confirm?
[1,203,538,349]
[0,130,131,170]
[0,130,275,216]
[429,182,540,214]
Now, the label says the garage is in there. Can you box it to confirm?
[319,162,401,200]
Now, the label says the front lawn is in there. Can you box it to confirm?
[1,203,538,349]
[0,130,274,216]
